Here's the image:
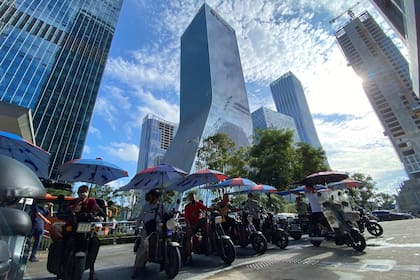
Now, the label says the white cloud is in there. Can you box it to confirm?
[96,0,409,193]
[106,142,139,162]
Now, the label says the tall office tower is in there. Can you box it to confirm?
[0,0,123,179]
[335,11,420,180]
[270,71,323,150]
[370,0,420,98]
[163,4,253,173]
[137,114,178,172]
[251,107,301,144]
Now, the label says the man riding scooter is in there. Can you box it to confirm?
[304,185,330,235]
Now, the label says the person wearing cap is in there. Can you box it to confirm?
[304,185,329,234]
[132,188,163,278]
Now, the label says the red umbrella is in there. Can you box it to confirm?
[167,169,227,192]
[328,179,362,189]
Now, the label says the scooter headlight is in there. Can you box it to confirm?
[166,218,177,231]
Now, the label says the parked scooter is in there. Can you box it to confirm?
[133,212,182,279]
[261,212,288,249]
[287,215,310,240]
[185,211,236,265]
[307,189,366,252]
[47,211,101,280]
[357,208,383,237]
[230,211,267,254]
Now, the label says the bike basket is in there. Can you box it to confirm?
[76,222,92,233]
[215,216,222,224]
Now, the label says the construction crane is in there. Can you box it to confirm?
[329,2,360,24]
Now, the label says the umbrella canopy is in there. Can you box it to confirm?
[119,164,187,192]
[58,158,128,185]
[0,130,50,178]
[0,154,46,200]
[226,184,277,195]
[299,171,349,186]
[327,179,362,189]
[167,169,227,192]
[204,177,257,189]
[277,185,327,196]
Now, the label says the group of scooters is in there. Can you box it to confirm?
[129,205,290,279]
[282,189,384,253]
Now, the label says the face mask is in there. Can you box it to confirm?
[80,192,88,199]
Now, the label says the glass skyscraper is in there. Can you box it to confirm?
[163,4,253,173]
[137,114,178,172]
[370,0,420,98]
[335,11,420,180]
[0,0,123,179]
[251,106,300,144]
[270,71,323,150]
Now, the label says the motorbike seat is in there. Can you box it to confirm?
[0,240,10,276]
[0,208,32,236]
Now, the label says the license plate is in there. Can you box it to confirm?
[291,224,300,231]
[215,216,222,224]
[76,223,92,233]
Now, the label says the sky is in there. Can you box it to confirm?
[82,0,409,194]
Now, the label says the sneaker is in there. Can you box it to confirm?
[29,257,39,262]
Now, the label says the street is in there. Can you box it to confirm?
[25,219,420,280]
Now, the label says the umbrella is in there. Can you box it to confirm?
[0,130,50,178]
[118,164,187,192]
[204,177,257,189]
[167,169,227,192]
[58,158,128,185]
[327,179,362,189]
[0,154,46,200]
[277,185,327,196]
[226,184,277,195]
[299,171,349,186]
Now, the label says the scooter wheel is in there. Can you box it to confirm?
[350,231,366,252]
[367,222,383,237]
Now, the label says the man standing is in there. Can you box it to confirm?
[243,193,262,230]
[28,201,53,262]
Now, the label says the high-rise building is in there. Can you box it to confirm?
[163,4,253,173]
[0,0,123,179]
[251,107,300,144]
[335,11,420,180]
[137,114,178,172]
[370,0,420,98]
[270,71,323,150]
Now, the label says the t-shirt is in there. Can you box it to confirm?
[70,198,98,214]
[185,201,207,225]
[305,192,322,213]
[243,199,261,216]
[31,205,49,230]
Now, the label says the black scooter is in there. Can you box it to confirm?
[261,212,288,249]
[357,208,383,237]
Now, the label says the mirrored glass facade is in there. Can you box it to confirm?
[137,114,178,172]
[336,11,420,179]
[163,4,253,172]
[251,107,300,144]
[0,0,123,178]
[270,71,323,150]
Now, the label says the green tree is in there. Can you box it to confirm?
[347,173,376,209]
[248,129,296,189]
[225,146,252,178]
[196,133,235,172]
[294,142,329,181]
[374,193,395,210]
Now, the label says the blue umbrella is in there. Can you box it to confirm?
[204,177,257,189]
[167,169,227,192]
[118,164,187,192]
[276,185,327,196]
[58,158,128,185]
[226,184,277,195]
[0,130,50,178]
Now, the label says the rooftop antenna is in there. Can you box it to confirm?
[329,2,360,24]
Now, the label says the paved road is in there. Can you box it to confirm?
[25,219,420,280]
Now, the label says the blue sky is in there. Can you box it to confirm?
[82,0,409,194]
